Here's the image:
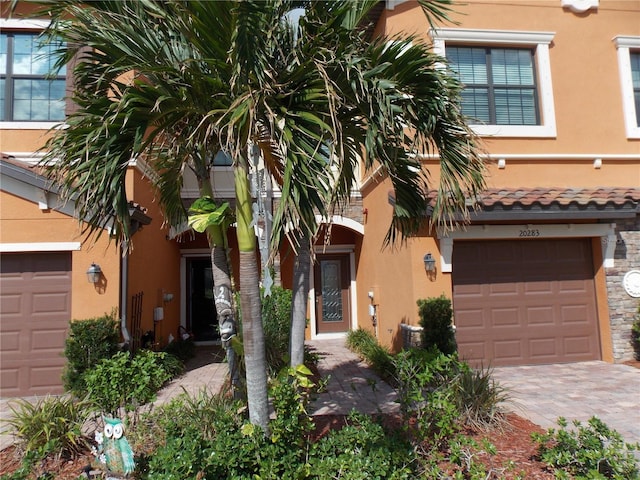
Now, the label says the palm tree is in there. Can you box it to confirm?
[35,0,485,431]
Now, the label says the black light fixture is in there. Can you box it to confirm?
[423,253,436,272]
[86,263,102,284]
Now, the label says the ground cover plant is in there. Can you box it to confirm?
[2,328,639,479]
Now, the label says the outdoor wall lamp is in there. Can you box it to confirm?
[86,263,102,284]
[423,253,436,272]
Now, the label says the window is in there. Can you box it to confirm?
[633,52,640,126]
[0,30,65,123]
[614,36,640,139]
[431,28,556,138]
[448,46,538,126]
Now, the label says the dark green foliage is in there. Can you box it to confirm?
[632,305,640,361]
[417,295,457,355]
[140,388,420,479]
[346,328,396,380]
[84,350,181,415]
[62,312,120,396]
[455,364,510,430]
[163,336,196,362]
[394,348,465,446]
[261,286,293,373]
[532,416,640,479]
[3,396,94,478]
[307,412,417,479]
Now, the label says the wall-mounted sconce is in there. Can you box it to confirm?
[423,253,436,272]
[163,292,174,303]
[86,263,102,284]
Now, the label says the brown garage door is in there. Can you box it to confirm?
[452,238,600,366]
[1,252,71,397]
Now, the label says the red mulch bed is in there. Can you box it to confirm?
[0,412,554,479]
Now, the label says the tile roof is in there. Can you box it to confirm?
[478,187,640,209]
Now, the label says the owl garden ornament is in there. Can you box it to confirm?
[93,417,135,478]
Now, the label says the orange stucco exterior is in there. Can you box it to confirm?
[357,0,639,354]
[0,189,121,321]
[2,0,639,381]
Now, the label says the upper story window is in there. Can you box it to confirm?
[0,31,65,122]
[632,52,640,125]
[430,28,556,138]
[447,46,539,126]
[614,36,640,139]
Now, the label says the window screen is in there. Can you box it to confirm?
[448,46,539,126]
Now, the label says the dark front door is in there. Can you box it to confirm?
[314,254,351,334]
[187,258,219,342]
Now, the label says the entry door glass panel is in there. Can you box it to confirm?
[321,260,343,322]
[315,254,350,334]
[187,258,219,342]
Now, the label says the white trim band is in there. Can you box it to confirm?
[1,242,82,252]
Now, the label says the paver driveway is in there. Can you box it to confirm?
[492,361,640,444]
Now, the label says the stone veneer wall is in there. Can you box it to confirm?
[606,216,640,362]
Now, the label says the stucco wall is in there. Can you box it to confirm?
[0,190,120,321]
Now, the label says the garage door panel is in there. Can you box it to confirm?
[1,252,71,397]
[489,283,518,295]
[493,308,519,326]
[524,281,553,294]
[564,336,593,356]
[32,292,70,314]
[453,238,600,366]
[493,340,524,362]
[529,338,557,358]
[526,306,555,325]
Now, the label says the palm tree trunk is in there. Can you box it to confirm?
[290,233,311,367]
[198,177,240,394]
[235,162,269,432]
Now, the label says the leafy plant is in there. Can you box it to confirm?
[532,416,640,479]
[455,364,509,429]
[394,348,465,448]
[62,312,120,396]
[308,411,417,479]
[262,286,293,373]
[346,328,396,380]
[417,295,457,355]
[84,350,181,415]
[631,304,640,361]
[5,396,94,463]
[163,335,196,362]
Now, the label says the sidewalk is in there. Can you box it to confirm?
[307,338,399,416]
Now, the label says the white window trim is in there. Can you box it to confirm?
[0,242,81,252]
[430,28,557,138]
[0,18,64,129]
[613,36,640,139]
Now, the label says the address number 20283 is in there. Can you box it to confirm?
[519,229,540,237]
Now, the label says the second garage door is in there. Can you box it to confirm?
[452,238,600,366]
[1,252,71,397]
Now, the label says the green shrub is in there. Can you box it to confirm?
[632,305,640,361]
[84,350,181,415]
[163,336,196,362]
[62,312,120,396]
[417,295,457,355]
[532,416,640,479]
[262,286,293,373]
[455,364,509,430]
[308,411,417,479]
[394,349,464,447]
[5,396,94,461]
[346,328,395,380]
